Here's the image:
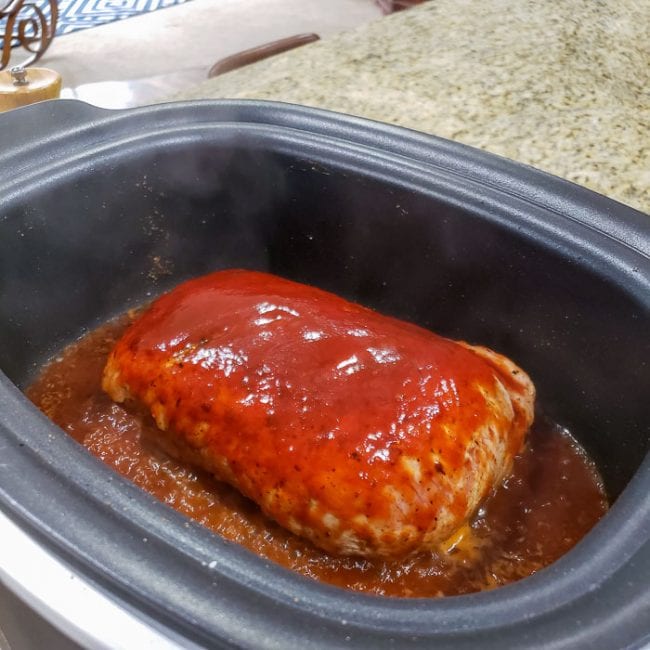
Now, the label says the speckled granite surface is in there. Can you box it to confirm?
[174,0,650,214]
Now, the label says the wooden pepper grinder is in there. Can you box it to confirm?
[0,66,62,112]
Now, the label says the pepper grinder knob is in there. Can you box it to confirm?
[10,66,29,86]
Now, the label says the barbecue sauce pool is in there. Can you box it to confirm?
[27,313,608,597]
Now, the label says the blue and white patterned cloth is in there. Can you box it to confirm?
[3,0,191,44]
[53,0,190,35]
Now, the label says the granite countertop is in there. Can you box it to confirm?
[174,0,650,214]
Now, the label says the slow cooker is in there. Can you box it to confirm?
[0,99,648,649]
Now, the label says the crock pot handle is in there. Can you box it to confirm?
[0,98,113,154]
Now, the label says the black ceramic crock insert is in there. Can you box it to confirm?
[0,100,648,649]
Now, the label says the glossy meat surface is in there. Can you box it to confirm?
[103,270,534,558]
